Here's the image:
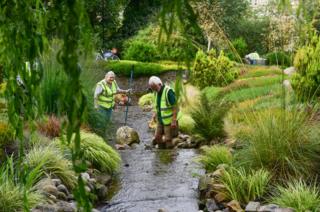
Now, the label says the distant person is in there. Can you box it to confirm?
[94,71,131,122]
[149,76,180,149]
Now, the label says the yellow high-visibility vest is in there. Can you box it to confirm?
[97,80,117,109]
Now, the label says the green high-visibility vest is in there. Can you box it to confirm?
[97,80,117,109]
[154,85,181,125]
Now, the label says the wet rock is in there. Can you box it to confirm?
[115,144,130,150]
[96,183,108,200]
[33,204,57,212]
[178,134,190,141]
[57,191,68,201]
[215,192,227,203]
[43,184,59,197]
[47,194,58,202]
[81,172,90,183]
[283,67,296,76]
[227,200,242,212]
[172,137,184,146]
[223,209,230,212]
[206,199,219,212]
[89,178,97,185]
[67,194,74,201]
[57,184,69,196]
[245,202,261,211]
[144,144,152,150]
[274,208,294,212]
[52,178,62,187]
[96,174,111,185]
[258,204,280,212]
[56,201,75,212]
[116,126,140,145]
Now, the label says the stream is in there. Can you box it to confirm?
[100,106,203,212]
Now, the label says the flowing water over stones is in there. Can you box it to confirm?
[100,106,203,212]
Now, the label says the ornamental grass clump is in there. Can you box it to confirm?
[272,180,320,211]
[25,144,76,189]
[220,167,271,204]
[0,158,44,211]
[60,131,121,174]
[197,145,232,172]
[191,93,231,143]
[235,109,320,180]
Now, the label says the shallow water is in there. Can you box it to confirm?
[100,106,203,212]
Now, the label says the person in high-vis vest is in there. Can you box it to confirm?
[94,71,131,122]
[149,76,180,149]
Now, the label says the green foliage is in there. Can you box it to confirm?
[40,40,67,115]
[272,180,320,211]
[227,37,248,61]
[191,94,230,143]
[0,157,44,211]
[291,36,320,100]
[239,68,282,79]
[191,50,237,89]
[105,60,184,77]
[233,16,269,54]
[234,109,320,180]
[198,145,232,172]
[224,84,281,103]
[266,51,292,67]
[179,114,195,134]
[60,131,121,174]
[25,144,77,189]
[0,122,15,148]
[123,40,158,62]
[220,167,271,204]
[138,93,154,109]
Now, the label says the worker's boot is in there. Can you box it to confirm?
[158,142,166,149]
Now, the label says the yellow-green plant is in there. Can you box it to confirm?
[25,144,76,189]
[272,180,320,211]
[234,109,320,180]
[220,167,271,204]
[197,145,232,172]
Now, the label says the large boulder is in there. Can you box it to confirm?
[116,126,140,145]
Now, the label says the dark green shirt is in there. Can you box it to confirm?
[157,85,176,125]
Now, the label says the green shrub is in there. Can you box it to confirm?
[227,37,248,62]
[272,180,320,211]
[0,158,44,211]
[191,50,238,89]
[138,93,154,109]
[266,51,292,67]
[123,40,158,62]
[234,109,320,180]
[59,131,121,174]
[105,60,183,77]
[220,167,271,204]
[197,145,232,172]
[291,36,320,100]
[191,94,230,143]
[0,122,14,148]
[25,144,76,189]
[40,40,67,115]
[179,114,195,134]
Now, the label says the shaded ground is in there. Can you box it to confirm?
[100,106,203,212]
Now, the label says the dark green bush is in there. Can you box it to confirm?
[191,50,238,89]
[266,51,292,67]
[123,40,158,62]
[0,122,14,148]
[227,37,248,62]
[191,93,231,143]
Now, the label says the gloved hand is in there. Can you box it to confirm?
[126,88,133,94]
